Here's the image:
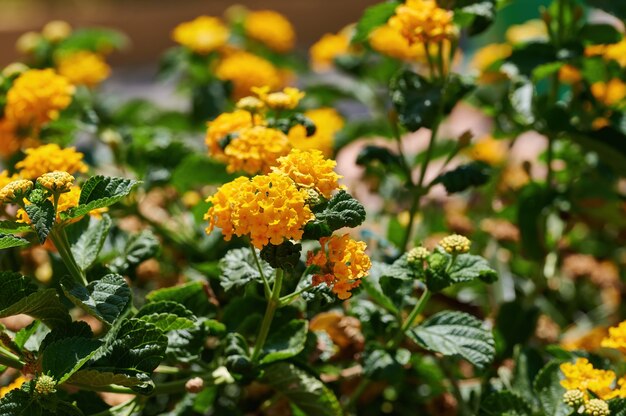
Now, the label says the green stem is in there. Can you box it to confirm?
[69,376,204,396]
[0,346,24,369]
[250,268,284,362]
[50,229,87,286]
[250,243,271,299]
[279,284,314,307]
[424,42,437,80]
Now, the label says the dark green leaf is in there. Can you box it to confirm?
[533,361,571,416]
[436,162,492,194]
[171,154,236,192]
[391,70,442,132]
[67,369,155,394]
[110,230,159,274]
[517,183,552,261]
[42,337,102,383]
[260,241,301,271]
[302,190,366,239]
[479,391,532,416]
[219,247,273,291]
[260,319,308,365]
[145,281,214,316]
[66,215,111,271]
[448,253,498,284]
[580,24,624,44]
[61,274,131,325]
[64,176,139,220]
[24,200,55,244]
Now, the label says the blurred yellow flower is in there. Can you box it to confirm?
[601,321,626,353]
[288,107,344,157]
[5,69,74,128]
[56,51,111,88]
[586,39,626,67]
[307,234,371,300]
[0,118,21,159]
[223,125,292,174]
[560,358,615,400]
[469,136,508,166]
[42,20,72,42]
[561,327,608,352]
[253,86,304,110]
[172,16,229,54]
[505,19,548,44]
[389,0,457,44]
[558,64,582,84]
[16,144,88,179]
[310,30,351,69]
[0,171,18,190]
[205,172,313,249]
[273,149,342,198]
[471,43,512,72]
[369,25,424,61]
[215,51,282,99]
[244,10,296,53]
[16,31,41,55]
[0,376,28,398]
[591,78,626,106]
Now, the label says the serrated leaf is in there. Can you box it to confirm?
[64,176,139,220]
[67,369,155,394]
[479,391,532,416]
[0,234,30,250]
[0,388,85,416]
[448,253,498,284]
[409,311,495,369]
[436,162,492,194]
[0,221,31,234]
[353,1,400,44]
[260,320,308,365]
[609,398,626,416]
[66,214,112,271]
[24,200,55,244]
[145,281,214,316]
[61,274,131,325]
[390,70,442,132]
[40,321,93,352]
[303,190,366,239]
[0,272,70,328]
[219,248,273,291]
[262,362,342,416]
[139,313,195,332]
[533,361,570,416]
[42,337,103,383]
[136,301,195,320]
[110,230,159,274]
[91,318,167,373]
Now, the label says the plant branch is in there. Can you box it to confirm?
[250,268,284,362]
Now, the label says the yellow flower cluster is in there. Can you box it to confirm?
[369,25,424,61]
[0,179,33,203]
[560,358,616,400]
[204,172,313,249]
[252,86,305,110]
[307,234,371,300]
[0,118,21,159]
[288,107,344,157]
[439,234,471,254]
[15,144,88,179]
[505,19,547,45]
[5,69,75,128]
[469,136,508,166]
[205,110,258,157]
[310,29,351,70]
[244,10,295,53]
[586,39,626,67]
[0,171,18,190]
[389,0,456,45]
[172,16,229,54]
[37,171,74,193]
[591,78,626,107]
[584,399,610,416]
[407,246,430,265]
[471,43,512,73]
[273,149,341,198]
[224,126,292,174]
[56,51,111,88]
[216,51,282,99]
[601,321,626,353]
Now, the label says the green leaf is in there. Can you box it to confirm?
[0,234,30,250]
[363,347,410,380]
[110,229,159,274]
[0,221,31,234]
[24,200,55,244]
[570,128,626,177]
[224,333,255,377]
[40,321,93,352]
[533,361,570,416]
[454,0,496,35]
[42,337,102,383]
[260,320,308,365]
[353,1,400,44]
[136,301,195,320]
[424,252,453,292]
[409,311,495,369]
[66,215,112,271]
[61,274,131,325]
[303,190,366,239]
[91,318,167,373]
[390,70,442,132]
[219,248,274,292]
[260,241,301,271]
[64,176,139,220]
[66,369,155,394]
[145,281,214,317]
[479,391,532,416]
[609,398,626,416]
[517,183,552,261]
[448,253,498,284]
[0,272,70,328]
[580,23,623,44]
[138,313,195,333]
[0,388,85,416]
[262,362,342,416]
[171,154,236,192]
[436,162,492,194]
[505,42,557,77]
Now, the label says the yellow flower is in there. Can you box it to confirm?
[591,78,626,106]
[37,171,74,194]
[439,234,471,254]
[584,399,610,416]
[204,172,313,249]
[388,0,457,45]
[273,149,341,198]
[0,179,33,203]
[172,16,229,54]
[505,19,548,45]
[587,39,626,67]
[236,96,265,113]
[559,64,582,84]
[288,108,344,157]
[0,171,18,190]
[601,321,626,353]
[56,51,111,88]
[471,43,512,72]
[223,125,292,174]
[244,10,296,53]
[0,118,21,159]
[16,31,41,55]
[254,86,305,110]
[42,20,72,42]
[5,69,74,128]
[205,110,260,158]
[2,62,29,78]
[469,136,508,166]
[0,376,28,398]
[307,234,371,300]
[560,358,616,400]
[34,374,56,395]
[215,51,282,99]
[310,30,351,70]
[561,327,608,352]
[407,246,430,265]
[369,24,425,61]
[16,144,88,179]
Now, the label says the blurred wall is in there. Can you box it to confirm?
[0,0,379,66]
